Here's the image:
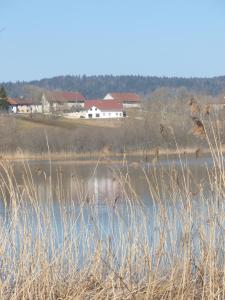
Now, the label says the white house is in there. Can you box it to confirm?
[84,100,124,119]
[41,91,86,113]
[104,92,141,108]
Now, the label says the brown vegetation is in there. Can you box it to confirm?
[0,132,224,298]
[0,87,224,157]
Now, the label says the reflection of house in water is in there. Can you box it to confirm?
[88,177,121,202]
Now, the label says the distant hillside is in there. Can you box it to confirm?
[2,75,225,99]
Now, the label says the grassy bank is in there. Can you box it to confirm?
[0,104,225,298]
[17,114,124,129]
[0,146,214,162]
[0,107,215,155]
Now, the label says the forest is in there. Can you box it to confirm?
[2,74,225,99]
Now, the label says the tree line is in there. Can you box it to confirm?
[2,75,225,99]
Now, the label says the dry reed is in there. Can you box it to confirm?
[0,123,224,299]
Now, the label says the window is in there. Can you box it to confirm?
[96,113,100,118]
[88,114,93,118]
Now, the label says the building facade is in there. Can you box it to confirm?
[7,98,42,113]
[84,100,124,119]
[104,92,141,108]
[41,91,86,113]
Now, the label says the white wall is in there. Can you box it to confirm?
[9,104,43,114]
[17,104,43,113]
[8,106,17,113]
[17,105,32,113]
[123,103,141,108]
[64,112,86,119]
[67,102,84,108]
[85,106,123,119]
[31,105,43,113]
[41,94,51,113]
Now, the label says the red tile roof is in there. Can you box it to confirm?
[7,98,35,105]
[7,98,18,105]
[44,91,85,103]
[84,100,123,111]
[107,93,141,102]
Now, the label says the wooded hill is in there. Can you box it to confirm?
[2,75,225,99]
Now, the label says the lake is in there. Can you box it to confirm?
[0,153,224,285]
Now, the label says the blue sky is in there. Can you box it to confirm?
[1,0,225,81]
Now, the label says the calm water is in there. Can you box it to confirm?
[4,154,213,203]
[0,154,223,270]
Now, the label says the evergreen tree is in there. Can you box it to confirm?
[0,86,7,98]
[0,86,8,110]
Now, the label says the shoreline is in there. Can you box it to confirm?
[0,147,216,163]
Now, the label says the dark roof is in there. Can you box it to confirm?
[44,91,85,103]
[84,100,123,111]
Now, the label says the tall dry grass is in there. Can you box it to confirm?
[0,120,224,299]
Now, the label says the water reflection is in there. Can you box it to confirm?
[3,154,212,204]
[0,155,223,272]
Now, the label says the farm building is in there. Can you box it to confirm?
[7,98,42,113]
[104,92,141,108]
[84,100,124,119]
[41,91,86,113]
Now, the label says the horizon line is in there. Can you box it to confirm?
[1,73,225,84]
